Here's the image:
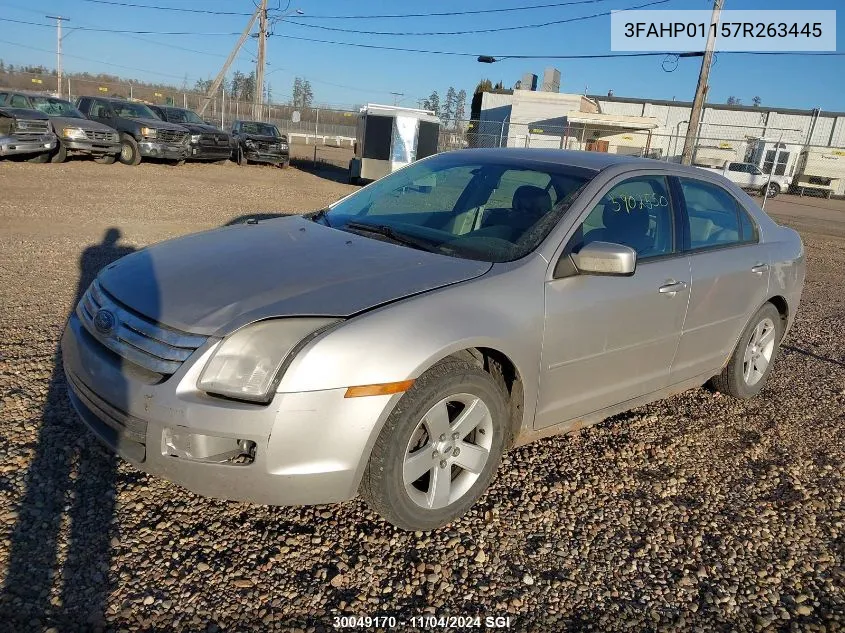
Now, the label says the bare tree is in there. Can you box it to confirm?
[726,96,742,105]
[752,95,762,107]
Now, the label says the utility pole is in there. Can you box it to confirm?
[46,15,68,97]
[390,92,404,106]
[680,0,724,165]
[253,0,268,120]
[198,4,261,116]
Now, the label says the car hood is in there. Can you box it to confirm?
[48,116,116,133]
[179,122,227,134]
[242,133,287,143]
[0,107,49,120]
[129,116,188,132]
[98,215,491,336]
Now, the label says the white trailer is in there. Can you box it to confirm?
[348,104,441,184]
[792,148,845,198]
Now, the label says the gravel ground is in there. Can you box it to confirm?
[0,161,842,632]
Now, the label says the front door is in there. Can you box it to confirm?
[670,177,771,382]
[536,174,691,428]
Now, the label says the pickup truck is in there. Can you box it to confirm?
[148,105,233,162]
[696,161,790,199]
[0,106,57,162]
[75,96,190,166]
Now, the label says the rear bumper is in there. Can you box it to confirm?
[0,134,56,156]
[61,313,396,506]
[139,141,190,160]
[64,139,121,156]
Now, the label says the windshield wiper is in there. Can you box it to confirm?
[344,221,441,253]
[310,208,332,227]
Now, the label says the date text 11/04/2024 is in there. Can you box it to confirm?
[333,615,514,629]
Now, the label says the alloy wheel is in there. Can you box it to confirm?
[743,317,776,385]
[402,393,493,510]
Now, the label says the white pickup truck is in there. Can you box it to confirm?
[696,161,790,199]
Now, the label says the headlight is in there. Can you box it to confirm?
[245,139,256,149]
[197,318,339,402]
[279,143,288,150]
[61,127,87,140]
[191,134,202,143]
[140,126,157,138]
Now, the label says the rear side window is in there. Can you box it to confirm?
[9,94,30,108]
[679,178,757,250]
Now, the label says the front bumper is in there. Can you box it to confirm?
[61,313,395,506]
[63,138,121,156]
[189,143,233,161]
[244,148,289,164]
[0,134,56,157]
[139,141,190,160]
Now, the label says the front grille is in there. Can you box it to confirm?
[157,129,188,144]
[13,118,50,139]
[199,133,229,147]
[66,369,148,446]
[84,129,118,143]
[216,134,230,146]
[77,280,207,376]
[257,141,281,152]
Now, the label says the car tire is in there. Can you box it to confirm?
[236,147,247,166]
[709,302,783,399]
[50,142,68,164]
[360,360,507,531]
[119,134,142,166]
[763,182,780,198]
[27,152,51,164]
[278,159,289,169]
[170,159,186,167]
[95,154,118,165]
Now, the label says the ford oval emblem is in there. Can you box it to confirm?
[93,309,116,335]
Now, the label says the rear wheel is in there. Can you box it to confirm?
[361,361,506,531]
[27,152,51,164]
[119,134,141,166]
[710,302,783,399]
[50,142,68,164]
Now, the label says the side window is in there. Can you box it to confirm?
[572,175,674,259]
[90,100,109,118]
[679,178,748,249]
[76,98,90,114]
[738,205,758,242]
[0,93,8,105]
[10,95,30,108]
[727,163,745,173]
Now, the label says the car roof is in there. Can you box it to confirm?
[1,90,69,101]
[234,119,275,124]
[451,148,711,176]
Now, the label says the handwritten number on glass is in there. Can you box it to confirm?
[608,192,668,214]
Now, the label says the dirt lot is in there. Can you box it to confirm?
[0,160,843,632]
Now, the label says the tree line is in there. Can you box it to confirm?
[421,86,467,130]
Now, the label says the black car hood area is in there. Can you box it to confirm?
[0,107,49,120]
[130,116,188,132]
[178,122,227,134]
[241,133,287,142]
[98,215,491,336]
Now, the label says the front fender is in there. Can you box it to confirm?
[276,255,547,432]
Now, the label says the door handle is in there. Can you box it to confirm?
[751,263,770,275]
[658,280,688,295]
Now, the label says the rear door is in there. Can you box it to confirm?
[669,177,770,383]
[536,173,691,428]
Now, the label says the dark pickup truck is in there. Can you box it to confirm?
[0,90,120,163]
[0,107,56,162]
[231,120,289,167]
[75,96,190,166]
[149,105,233,162]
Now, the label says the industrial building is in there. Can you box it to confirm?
[476,73,845,196]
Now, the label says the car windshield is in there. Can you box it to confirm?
[241,122,280,137]
[30,97,84,118]
[113,102,157,119]
[324,153,592,263]
[167,108,206,124]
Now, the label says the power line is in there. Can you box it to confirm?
[0,17,241,36]
[283,0,670,36]
[77,0,253,16]
[290,0,617,19]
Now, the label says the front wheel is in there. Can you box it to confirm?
[119,134,141,166]
[710,302,783,399]
[763,182,781,198]
[27,152,51,164]
[50,142,68,163]
[360,361,506,531]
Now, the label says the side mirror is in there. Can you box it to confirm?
[570,241,637,276]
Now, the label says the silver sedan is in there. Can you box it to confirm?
[62,149,805,530]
